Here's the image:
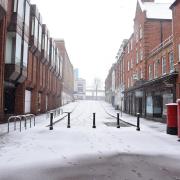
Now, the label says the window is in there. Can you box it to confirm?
[136,50,139,64]
[169,52,174,72]
[13,0,18,12]
[162,56,166,75]
[178,44,180,62]
[25,1,30,27]
[140,49,143,61]
[38,25,42,50]
[131,59,133,69]
[131,39,133,50]
[154,60,158,78]
[5,33,13,64]
[128,60,130,71]
[139,25,143,39]
[24,90,31,113]
[18,0,25,18]
[149,64,153,80]
[138,68,141,80]
[15,33,22,66]
[23,41,28,67]
[136,29,139,42]
[127,43,130,54]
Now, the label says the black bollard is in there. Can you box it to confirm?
[50,112,53,130]
[92,113,96,128]
[136,113,140,131]
[117,113,120,128]
[67,113,71,128]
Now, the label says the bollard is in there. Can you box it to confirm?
[30,116,32,128]
[117,113,120,128]
[33,116,35,127]
[20,117,22,132]
[24,117,27,130]
[67,113,71,128]
[50,112,53,130]
[92,113,96,128]
[136,113,140,131]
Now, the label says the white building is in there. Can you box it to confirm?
[74,78,86,100]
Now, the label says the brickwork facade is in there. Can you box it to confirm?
[0,0,74,123]
[105,0,178,121]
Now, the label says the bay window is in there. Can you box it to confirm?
[15,33,22,66]
[38,25,42,50]
[17,0,24,18]
[25,1,30,28]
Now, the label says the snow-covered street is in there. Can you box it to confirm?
[0,100,180,180]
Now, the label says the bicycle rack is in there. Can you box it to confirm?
[7,114,36,133]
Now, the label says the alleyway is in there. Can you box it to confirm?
[0,100,180,180]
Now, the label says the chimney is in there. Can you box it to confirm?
[141,0,154,2]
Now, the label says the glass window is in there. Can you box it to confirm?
[34,18,38,40]
[149,64,153,80]
[42,34,45,50]
[136,50,139,64]
[25,1,30,27]
[38,25,42,50]
[15,33,22,66]
[23,41,28,67]
[139,25,143,39]
[162,56,166,75]
[17,0,24,18]
[60,56,63,77]
[169,52,174,73]
[127,60,130,71]
[178,44,180,62]
[154,60,158,78]
[31,17,35,36]
[140,49,143,61]
[5,33,14,64]
[13,0,18,12]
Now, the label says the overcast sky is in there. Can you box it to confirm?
[31,0,173,88]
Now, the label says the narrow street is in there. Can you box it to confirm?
[0,100,180,180]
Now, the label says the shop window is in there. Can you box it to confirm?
[169,52,174,73]
[162,56,166,75]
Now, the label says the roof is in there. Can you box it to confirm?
[170,0,178,9]
[138,0,172,19]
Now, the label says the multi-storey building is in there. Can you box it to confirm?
[106,0,180,121]
[74,78,86,100]
[55,40,74,105]
[0,0,73,123]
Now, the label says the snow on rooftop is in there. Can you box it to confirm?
[138,0,172,19]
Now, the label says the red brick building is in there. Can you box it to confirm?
[105,0,179,121]
[0,0,74,123]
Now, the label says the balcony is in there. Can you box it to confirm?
[148,35,173,58]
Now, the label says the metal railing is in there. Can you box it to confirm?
[8,114,35,133]
[148,35,173,58]
[46,107,63,120]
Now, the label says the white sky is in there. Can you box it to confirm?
[31,0,173,88]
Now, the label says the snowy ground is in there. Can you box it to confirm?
[0,100,180,180]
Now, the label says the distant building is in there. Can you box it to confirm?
[74,68,79,79]
[74,78,86,100]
